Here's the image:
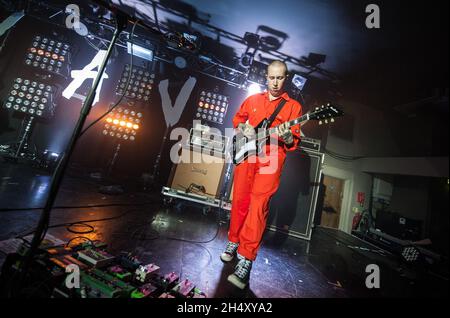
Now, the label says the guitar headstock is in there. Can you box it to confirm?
[309,103,344,125]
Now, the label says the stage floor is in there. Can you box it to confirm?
[0,161,448,298]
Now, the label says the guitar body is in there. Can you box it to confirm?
[232,133,262,164]
[232,119,267,165]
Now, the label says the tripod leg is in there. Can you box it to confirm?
[14,116,34,159]
[106,142,121,178]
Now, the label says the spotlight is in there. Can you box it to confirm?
[37,149,60,171]
[291,74,307,91]
[304,53,326,67]
[116,64,155,101]
[195,90,229,125]
[103,106,143,142]
[174,56,187,69]
[255,25,287,51]
[248,60,268,85]
[247,83,264,96]
[239,52,254,69]
[2,77,56,119]
[401,246,421,263]
[243,32,260,48]
[25,35,72,78]
[127,41,154,61]
[165,31,201,52]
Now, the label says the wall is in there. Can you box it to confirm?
[318,99,447,234]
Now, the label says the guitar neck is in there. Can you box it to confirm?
[256,113,310,140]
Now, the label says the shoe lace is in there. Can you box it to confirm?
[225,242,238,254]
[235,259,252,278]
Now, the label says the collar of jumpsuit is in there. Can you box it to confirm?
[265,91,290,103]
[261,91,290,127]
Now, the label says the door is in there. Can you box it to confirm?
[320,175,344,229]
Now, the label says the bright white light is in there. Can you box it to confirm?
[292,74,307,90]
[247,83,263,96]
[127,42,153,61]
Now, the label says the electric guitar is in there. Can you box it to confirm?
[231,103,344,164]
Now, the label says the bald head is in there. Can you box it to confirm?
[266,60,288,98]
[267,60,288,76]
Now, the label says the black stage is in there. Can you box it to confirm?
[0,162,448,298]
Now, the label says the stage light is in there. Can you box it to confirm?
[194,90,229,125]
[36,149,60,171]
[2,77,56,119]
[174,56,187,69]
[127,41,154,61]
[401,246,420,263]
[116,64,155,101]
[292,74,307,91]
[239,52,254,69]
[248,60,268,85]
[24,35,72,78]
[103,106,143,142]
[247,83,263,96]
[243,32,260,48]
[304,53,326,67]
[165,31,201,52]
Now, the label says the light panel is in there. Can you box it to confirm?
[24,35,72,78]
[194,90,229,125]
[102,106,143,142]
[116,64,155,101]
[3,77,55,118]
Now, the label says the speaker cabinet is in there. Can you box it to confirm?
[168,146,226,199]
[268,147,324,240]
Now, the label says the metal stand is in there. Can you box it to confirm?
[106,142,121,178]
[12,13,129,295]
[150,124,171,185]
[97,141,125,195]
[14,116,35,159]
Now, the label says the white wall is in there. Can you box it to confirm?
[322,155,372,234]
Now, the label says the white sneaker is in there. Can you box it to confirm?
[220,241,239,262]
[227,258,252,289]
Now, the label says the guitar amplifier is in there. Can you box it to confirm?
[299,137,321,152]
[167,144,227,199]
[267,147,324,240]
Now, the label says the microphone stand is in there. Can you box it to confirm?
[12,12,128,295]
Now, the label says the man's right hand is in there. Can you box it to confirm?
[238,123,256,138]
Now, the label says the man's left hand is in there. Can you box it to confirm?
[277,122,294,145]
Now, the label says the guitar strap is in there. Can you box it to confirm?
[266,98,287,128]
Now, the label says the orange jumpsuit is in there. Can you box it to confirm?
[229,91,302,260]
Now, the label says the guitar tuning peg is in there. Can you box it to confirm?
[327,103,330,106]
[331,118,335,123]
[319,120,323,125]
[315,107,319,110]
[325,119,328,124]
